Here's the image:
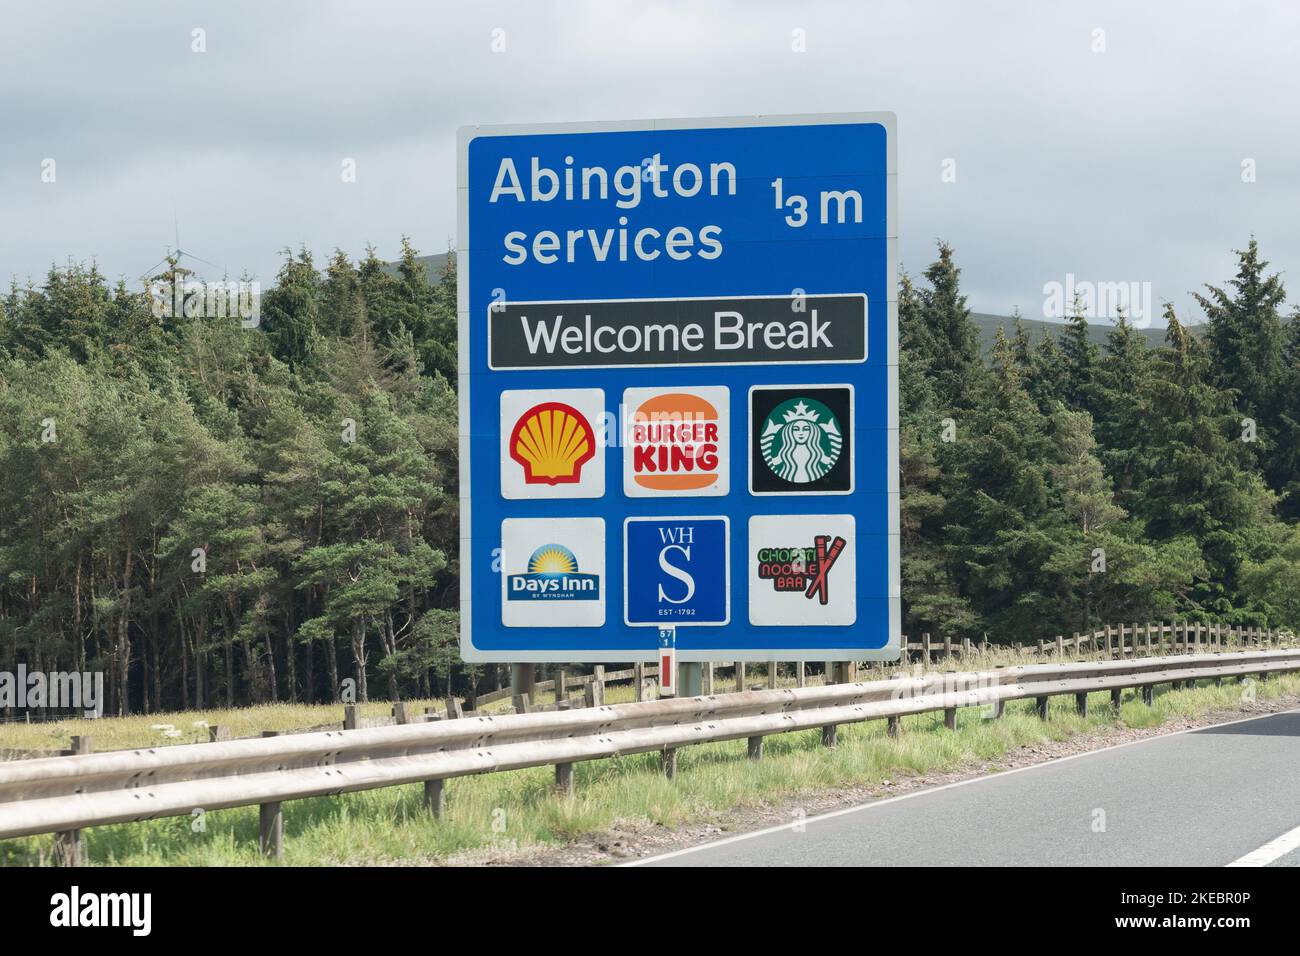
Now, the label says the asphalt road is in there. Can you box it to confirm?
[633,709,1300,867]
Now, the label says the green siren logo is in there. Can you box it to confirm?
[759,397,842,484]
[507,544,600,601]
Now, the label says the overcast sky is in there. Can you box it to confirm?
[3,0,1297,325]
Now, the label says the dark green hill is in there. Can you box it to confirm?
[970,312,1171,353]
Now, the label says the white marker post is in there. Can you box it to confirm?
[659,627,677,697]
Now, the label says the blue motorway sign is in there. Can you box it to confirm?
[458,113,899,662]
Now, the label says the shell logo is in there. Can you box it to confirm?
[509,402,596,485]
[629,392,722,490]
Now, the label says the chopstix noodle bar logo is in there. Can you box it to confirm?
[755,535,846,605]
[750,385,853,494]
[507,544,601,601]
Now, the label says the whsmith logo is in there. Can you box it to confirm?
[507,545,601,601]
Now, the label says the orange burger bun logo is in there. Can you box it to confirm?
[629,392,721,491]
[509,402,596,485]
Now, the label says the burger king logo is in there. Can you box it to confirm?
[623,386,729,497]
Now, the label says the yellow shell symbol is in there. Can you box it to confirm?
[509,402,596,485]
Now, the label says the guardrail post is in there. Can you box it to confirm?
[796,661,806,687]
[258,731,284,860]
[747,736,764,759]
[767,663,778,689]
[447,697,463,719]
[1074,692,1088,716]
[555,762,574,797]
[343,705,358,730]
[1141,685,1154,705]
[583,682,597,708]
[53,735,92,866]
[821,724,838,748]
[704,661,715,694]
[661,748,677,778]
[393,701,409,725]
[1110,688,1122,712]
[424,779,445,817]
[1035,696,1049,720]
[943,707,957,730]
[887,714,901,737]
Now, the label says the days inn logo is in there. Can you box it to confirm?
[507,544,601,601]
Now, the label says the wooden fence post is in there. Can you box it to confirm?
[258,731,284,860]
[704,662,715,694]
[944,634,953,662]
[583,682,597,709]
[343,705,358,730]
[208,725,231,742]
[53,735,92,866]
[1145,622,1153,656]
[513,693,531,714]
[922,633,932,666]
[446,697,464,720]
[1104,624,1112,659]
[1056,634,1064,656]
[555,668,567,705]
[734,661,746,692]
[593,666,606,706]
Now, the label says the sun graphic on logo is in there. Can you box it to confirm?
[527,545,579,575]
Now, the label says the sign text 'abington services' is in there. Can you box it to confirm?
[488,294,866,369]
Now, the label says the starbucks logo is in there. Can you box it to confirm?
[759,397,843,484]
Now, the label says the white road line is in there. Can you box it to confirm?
[624,706,1300,866]
[1226,822,1300,867]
